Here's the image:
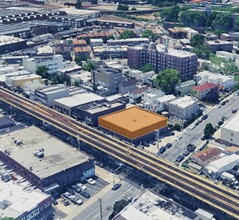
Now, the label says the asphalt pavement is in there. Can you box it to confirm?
[163,93,239,162]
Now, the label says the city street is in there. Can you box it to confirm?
[164,93,239,162]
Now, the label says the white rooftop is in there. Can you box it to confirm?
[169,96,197,108]
[0,35,24,46]
[196,70,234,81]
[0,181,49,219]
[54,92,105,108]
[222,113,239,133]
[157,95,176,103]
[156,45,196,58]
[0,70,30,83]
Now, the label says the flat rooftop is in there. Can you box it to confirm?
[100,107,167,132]
[114,190,197,220]
[169,96,197,108]
[54,92,105,108]
[0,181,49,219]
[0,126,90,179]
[222,113,239,132]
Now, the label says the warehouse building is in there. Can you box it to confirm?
[0,126,95,193]
[99,107,168,143]
[0,181,53,220]
[0,35,27,54]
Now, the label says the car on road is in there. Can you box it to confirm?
[186,144,196,152]
[175,155,184,163]
[232,109,237,113]
[77,183,87,190]
[66,188,75,195]
[218,121,223,126]
[169,131,175,136]
[221,101,226,105]
[86,178,96,185]
[112,183,122,190]
[175,136,182,141]
[80,190,90,198]
[202,115,208,120]
[201,136,206,141]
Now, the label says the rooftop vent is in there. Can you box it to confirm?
[0,200,12,210]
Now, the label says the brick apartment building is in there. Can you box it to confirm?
[127,44,198,81]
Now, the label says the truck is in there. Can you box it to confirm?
[220,172,236,182]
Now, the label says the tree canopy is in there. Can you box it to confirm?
[120,30,135,39]
[190,34,205,47]
[109,199,130,220]
[82,62,95,72]
[212,12,233,30]
[140,64,154,73]
[141,29,156,40]
[117,4,129,11]
[154,68,180,94]
[192,45,212,60]
[36,66,49,79]
[160,5,180,22]
[204,123,215,138]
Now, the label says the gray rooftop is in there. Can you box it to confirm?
[0,126,90,179]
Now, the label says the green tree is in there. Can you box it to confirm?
[154,68,180,94]
[141,29,156,40]
[109,199,130,220]
[117,4,129,11]
[120,30,135,39]
[190,34,205,47]
[212,12,233,30]
[36,66,49,79]
[2,218,14,220]
[131,7,137,10]
[82,62,95,71]
[140,64,154,72]
[179,10,207,27]
[221,61,239,75]
[192,45,212,59]
[160,5,180,22]
[204,123,215,138]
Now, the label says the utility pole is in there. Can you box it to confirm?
[98,198,103,220]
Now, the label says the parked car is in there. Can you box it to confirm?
[63,200,70,206]
[112,183,122,190]
[86,178,96,185]
[175,155,184,163]
[232,109,237,113]
[201,136,206,141]
[80,190,90,198]
[77,183,87,190]
[202,115,208,120]
[165,143,172,149]
[52,200,58,205]
[159,146,166,154]
[71,185,81,193]
[186,144,196,152]
[218,121,223,126]
[183,151,190,157]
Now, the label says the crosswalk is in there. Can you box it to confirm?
[121,182,144,199]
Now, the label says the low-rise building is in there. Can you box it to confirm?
[175,80,196,95]
[0,35,27,54]
[205,154,239,178]
[107,38,149,46]
[33,84,70,107]
[205,40,233,53]
[0,181,53,220]
[194,70,235,90]
[192,83,219,101]
[168,96,199,120]
[23,54,65,74]
[74,46,91,61]
[53,90,105,115]
[90,38,104,46]
[168,27,187,39]
[221,113,239,146]
[99,106,168,144]
[190,147,222,167]
[72,101,126,126]
[0,126,95,193]
[93,45,128,59]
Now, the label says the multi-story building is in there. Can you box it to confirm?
[92,66,124,95]
[194,70,235,90]
[168,96,199,120]
[74,47,91,61]
[33,84,70,107]
[192,83,219,101]
[128,44,198,81]
[107,38,149,46]
[168,28,187,39]
[205,40,233,53]
[23,54,65,74]
[0,35,27,54]
[119,79,137,95]
[221,113,239,146]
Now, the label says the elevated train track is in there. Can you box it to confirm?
[0,87,239,219]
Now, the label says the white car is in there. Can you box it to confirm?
[86,178,96,185]
[77,183,87,190]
